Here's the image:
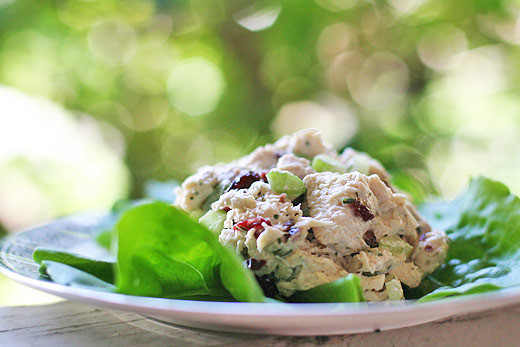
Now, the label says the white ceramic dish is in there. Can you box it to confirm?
[2,213,519,336]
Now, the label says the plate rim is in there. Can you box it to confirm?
[2,258,520,317]
[2,213,520,333]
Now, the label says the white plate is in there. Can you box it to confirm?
[2,213,520,336]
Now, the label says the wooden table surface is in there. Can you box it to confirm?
[1,301,519,346]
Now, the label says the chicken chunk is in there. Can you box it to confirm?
[412,229,449,275]
[303,172,419,254]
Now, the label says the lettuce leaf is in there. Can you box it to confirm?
[33,247,114,284]
[289,274,365,303]
[411,177,520,301]
[40,260,115,292]
[115,202,266,302]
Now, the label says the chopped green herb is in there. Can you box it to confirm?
[343,197,355,204]
[273,248,293,257]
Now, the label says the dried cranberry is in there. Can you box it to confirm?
[349,200,375,222]
[424,244,433,252]
[261,172,268,182]
[363,230,378,248]
[245,258,267,271]
[222,206,231,212]
[233,217,272,239]
[227,172,262,191]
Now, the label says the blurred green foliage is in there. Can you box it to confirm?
[1,0,520,308]
[0,222,6,239]
[1,0,520,206]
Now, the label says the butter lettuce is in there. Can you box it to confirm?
[289,274,365,303]
[33,247,114,283]
[411,177,520,302]
[40,260,115,292]
[115,203,266,302]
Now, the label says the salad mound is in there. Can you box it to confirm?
[175,130,449,301]
[29,132,520,304]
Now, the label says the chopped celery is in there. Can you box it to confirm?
[189,209,205,220]
[266,170,306,200]
[311,154,347,173]
[199,209,227,235]
[347,155,370,175]
[379,236,413,256]
[386,279,404,300]
[202,184,226,211]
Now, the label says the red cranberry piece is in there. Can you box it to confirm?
[362,230,378,248]
[233,217,272,239]
[227,172,262,191]
[349,200,375,222]
[245,258,267,271]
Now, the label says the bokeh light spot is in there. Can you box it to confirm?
[233,0,281,32]
[120,97,170,132]
[418,24,468,71]
[347,52,409,110]
[315,0,358,12]
[389,0,427,15]
[317,23,357,65]
[167,57,225,116]
[272,98,358,149]
[421,46,507,133]
[87,19,136,67]
[0,86,130,230]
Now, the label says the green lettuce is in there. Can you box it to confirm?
[40,261,115,291]
[33,247,114,283]
[115,203,266,302]
[411,177,520,302]
[289,274,365,303]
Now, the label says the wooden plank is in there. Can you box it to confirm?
[0,302,519,346]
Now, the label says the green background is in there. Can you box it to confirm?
[1,0,520,305]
